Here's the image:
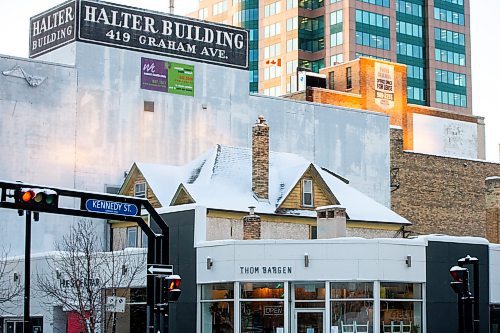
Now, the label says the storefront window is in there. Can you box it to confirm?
[294,283,325,308]
[331,282,374,333]
[240,282,285,333]
[201,283,234,333]
[380,283,422,333]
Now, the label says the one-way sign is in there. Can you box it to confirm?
[147,264,173,275]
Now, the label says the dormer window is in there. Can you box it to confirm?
[302,179,313,207]
[134,182,146,198]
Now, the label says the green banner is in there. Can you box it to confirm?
[167,62,194,96]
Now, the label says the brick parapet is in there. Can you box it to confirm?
[390,127,500,240]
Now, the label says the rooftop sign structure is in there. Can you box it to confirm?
[29,0,249,69]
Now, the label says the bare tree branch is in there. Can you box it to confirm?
[36,220,146,333]
[0,246,23,314]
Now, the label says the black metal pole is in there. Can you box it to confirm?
[23,210,32,333]
[472,261,480,333]
[457,294,464,333]
[147,237,156,333]
[464,294,474,333]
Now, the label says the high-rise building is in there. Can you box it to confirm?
[188,0,472,115]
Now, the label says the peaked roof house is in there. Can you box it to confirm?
[112,116,409,249]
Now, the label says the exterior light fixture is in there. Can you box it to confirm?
[405,255,412,267]
[304,253,309,267]
[207,257,213,270]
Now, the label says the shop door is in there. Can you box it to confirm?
[295,309,325,333]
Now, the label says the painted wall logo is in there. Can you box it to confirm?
[30,0,248,69]
[141,57,194,96]
[374,62,395,110]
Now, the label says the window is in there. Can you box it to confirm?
[264,23,281,38]
[380,283,423,333]
[329,71,335,89]
[355,9,390,29]
[201,283,235,333]
[264,43,280,59]
[435,69,466,86]
[331,282,374,333]
[287,0,298,9]
[395,0,422,17]
[434,27,465,46]
[434,7,464,25]
[198,8,208,19]
[355,53,390,61]
[264,66,282,80]
[134,182,146,198]
[126,227,137,247]
[330,53,344,65]
[330,9,343,25]
[407,65,424,80]
[286,60,298,74]
[435,48,466,66]
[436,90,467,107]
[302,179,313,206]
[355,31,389,50]
[346,67,352,90]
[397,21,423,38]
[357,0,390,7]
[407,86,425,103]
[287,17,298,31]
[241,282,285,332]
[212,0,227,15]
[397,42,423,59]
[264,1,281,17]
[141,230,148,248]
[287,38,298,52]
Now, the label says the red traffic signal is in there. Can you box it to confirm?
[16,188,58,208]
[162,274,182,303]
[450,265,469,295]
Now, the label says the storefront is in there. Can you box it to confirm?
[199,281,423,333]
[195,237,428,333]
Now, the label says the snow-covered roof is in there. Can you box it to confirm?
[136,145,410,225]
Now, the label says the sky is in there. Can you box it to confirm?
[0,0,498,161]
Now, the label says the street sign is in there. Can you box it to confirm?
[85,199,138,216]
[147,264,173,275]
[106,296,126,313]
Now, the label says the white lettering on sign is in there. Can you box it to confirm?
[91,200,132,212]
[32,6,74,37]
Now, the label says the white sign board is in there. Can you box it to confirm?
[106,296,126,313]
[413,113,477,159]
[374,62,395,110]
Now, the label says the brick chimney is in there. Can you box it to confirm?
[486,177,500,243]
[243,206,261,240]
[252,115,269,201]
[316,206,347,238]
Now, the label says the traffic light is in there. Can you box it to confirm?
[450,265,470,296]
[162,275,182,303]
[16,188,58,209]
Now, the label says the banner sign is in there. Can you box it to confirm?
[30,0,249,69]
[141,57,194,96]
[374,62,395,110]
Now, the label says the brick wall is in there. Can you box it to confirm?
[486,177,500,243]
[391,128,500,240]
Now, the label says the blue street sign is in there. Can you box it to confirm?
[85,199,138,216]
